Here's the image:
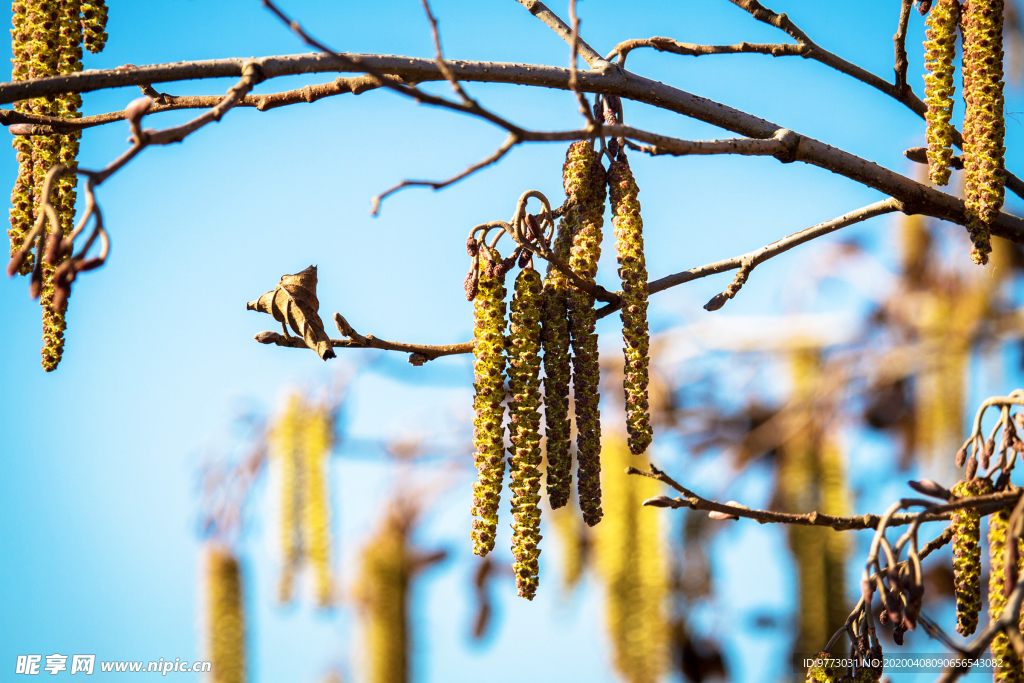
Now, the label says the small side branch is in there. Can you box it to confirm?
[254,312,473,365]
[513,0,607,68]
[894,0,914,95]
[632,463,1022,530]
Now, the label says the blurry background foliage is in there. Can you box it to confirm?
[7,2,1024,683]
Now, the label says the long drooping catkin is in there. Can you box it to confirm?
[952,477,992,636]
[270,395,303,602]
[508,266,544,599]
[356,511,411,683]
[566,141,606,527]
[205,545,246,683]
[302,403,334,608]
[923,0,959,185]
[595,436,668,683]
[988,508,1024,683]
[962,0,1006,265]
[9,0,107,370]
[541,176,577,510]
[608,154,652,456]
[471,248,508,556]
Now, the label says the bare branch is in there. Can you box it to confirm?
[633,462,1022,530]
[894,0,914,95]
[608,36,807,66]
[513,0,606,68]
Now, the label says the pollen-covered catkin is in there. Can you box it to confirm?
[507,266,544,599]
[566,141,606,527]
[805,652,836,683]
[81,0,107,53]
[471,248,508,556]
[355,511,410,683]
[595,435,668,683]
[205,545,246,683]
[302,403,334,608]
[608,155,652,455]
[989,508,1024,683]
[9,2,34,274]
[923,0,960,185]
[962,0,1006,265]
[541,181,576,510]
[269,395,303,602]
[952,477,993,636]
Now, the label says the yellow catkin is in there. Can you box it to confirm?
[566,141,606,527]
[923,0,960,185]
[962,0,1006,264]
[779,349,848,654]
[302,402,334,608]
[508,266,544,599]
[205,545,246,683]
[989,509,1024,683]
[541,159,577,510]
[595,435,669,683]
[269,394,304,602]
[608,154,652,456]
[355,511,410,683]
[470,248,508,556]
[915,294,968,463]
[952,478,993,636]
[81,0,107,53]
[9,0,104,370]
[805,652,837,683]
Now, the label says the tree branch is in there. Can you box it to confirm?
[894,0,914,96]
[513,0,607,68]
[632,462,1022,530]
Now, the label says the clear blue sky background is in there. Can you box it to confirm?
[3,1,1024,682]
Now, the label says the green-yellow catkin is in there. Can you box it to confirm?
[989,509,1024,683]
[820,439,850,636]
[302,403,334,608]
[9,2,33,274]
[952,478,993,636]
[81,0,107,53]
[541,168,576,511]
[566,140,606,527]
[608,154,652,456]
[962,0,1006,265]
[355,511,410,683]
[9,0,104,370]
[269,395,303,602]
[923,0,960,185]
[595,436,668,683]
[508,266,544,599]
[205,545,246,683]
[805,652,836,683]
[471,248,508,556]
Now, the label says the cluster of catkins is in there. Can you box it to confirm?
[922,0,1006,265]
[269,394,334,608]
[467,141,653,600]
[205,544,246,683]
[8,0,108,371]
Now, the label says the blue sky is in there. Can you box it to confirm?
[3,1,1024,682]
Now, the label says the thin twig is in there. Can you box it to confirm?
[513,0,607,68]
[894,0,914,95]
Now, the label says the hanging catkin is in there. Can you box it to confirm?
[9,0,107,371]
[952,477,992,636]
[508,266,544,599]
[205,545,246,683]
[541,160,577,510]
[471,248,508,556]
[355,511,411,683]
[962,0,1006,265]
[988,508,1024,683]
[608,153,652,455]
[923,0,960,185]
[566,140,606,527]
[595,435,669,683]
[302,402,334,608]
[270,395,303,603]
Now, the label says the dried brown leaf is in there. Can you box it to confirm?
[247,265,336,360]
